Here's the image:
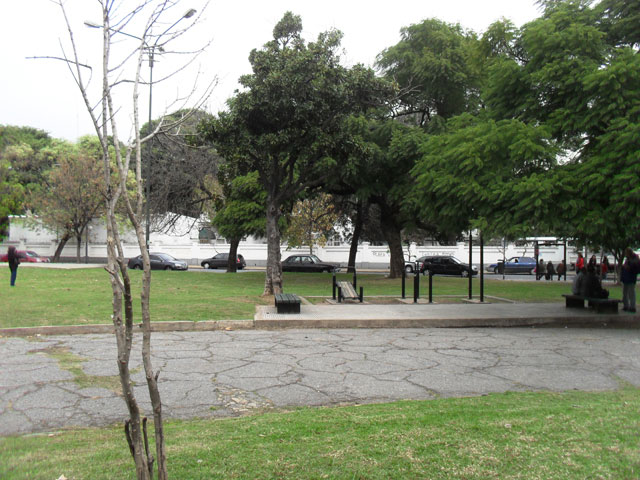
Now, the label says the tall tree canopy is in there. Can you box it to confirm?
[200,12,389,294]
[482,0,640,259]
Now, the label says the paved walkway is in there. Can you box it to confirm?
[2,325,640,436]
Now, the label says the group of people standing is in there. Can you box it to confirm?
[568,249,639,312]
[539,253,613,282]
[536,258,566,281]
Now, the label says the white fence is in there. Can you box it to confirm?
[2,215,578,268]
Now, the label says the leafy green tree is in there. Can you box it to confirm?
[32,150,105,262]
[376,19,481,125]
[370,19,482,276]
[211,171,266,272]
[284,193,338,254]
[201,12,388,294]
[411,113,558,239]
[0,158,24,239]
[483,0,640,263]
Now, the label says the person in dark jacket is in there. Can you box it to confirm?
[572,268,586,295]
[545,261,555,281]
[556,260,566,280]
[7,246,20,287]
[582,265,608,299]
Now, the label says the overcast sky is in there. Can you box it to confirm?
[0,0,542,142]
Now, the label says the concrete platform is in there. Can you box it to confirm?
[255,302,640,329]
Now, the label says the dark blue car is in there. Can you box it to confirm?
[487,256,536,274]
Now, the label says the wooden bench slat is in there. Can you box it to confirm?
[275,293,301,314]
[562,294,621,313]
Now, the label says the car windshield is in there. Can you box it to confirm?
[309,255,322,263]
[25,251,38,257]
[157,253,177,261]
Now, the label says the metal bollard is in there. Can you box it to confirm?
[428,271,433,304]
[332,272,337,300]
[402,268,406,299]
[413,271,419,303]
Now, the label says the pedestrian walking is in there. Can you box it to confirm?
[621,248,639,313]
[7,246,20,287]
[576,252,585,272]
[556,260,566,280]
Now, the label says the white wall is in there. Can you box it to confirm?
[2,215,579,268]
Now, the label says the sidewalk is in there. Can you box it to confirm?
[255,302,639,329]
[1,301,638,338]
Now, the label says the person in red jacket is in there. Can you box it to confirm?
[575,252,585,272]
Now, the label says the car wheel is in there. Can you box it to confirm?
[529,269,534,275]
[133,264,142,270]
[164,266,172,271]
[405,265,413,274]
[202,262,210,269]
[424,269,431,277]
[461,270,469,278]
[493,267,498,274]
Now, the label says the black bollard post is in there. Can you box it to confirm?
[359,286,363,303]
[413,270,419,303]
[402,268,406,299]
[428,271,433,304]
[353,267,357,290]
[332,271,336,300]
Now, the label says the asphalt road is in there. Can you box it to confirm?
[2,327,639,436]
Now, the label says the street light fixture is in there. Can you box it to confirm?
[85,9,197,250]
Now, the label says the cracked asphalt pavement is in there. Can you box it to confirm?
[2,327,640,436]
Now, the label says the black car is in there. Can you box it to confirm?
[127,253,188,271]
[281,254,339,273]
[201,253,246,270]
[419,255,478,277]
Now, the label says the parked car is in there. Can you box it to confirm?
[404,260,425,274]
[0,250,50,263]
[127,253,188,271]
[487,256,537,274]
[281,254,339,273]
[418,255,478,277]
[201,253,246,270]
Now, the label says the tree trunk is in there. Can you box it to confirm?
[264,194,283,295]
[347,200,364,274]
[227,237,240,273]
[379,205,404,278]
[75,233,83,263]
[52,232,71,262]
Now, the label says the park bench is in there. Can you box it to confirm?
[562,294,622,314]
[337,280,363,303]
[274,293,301,314]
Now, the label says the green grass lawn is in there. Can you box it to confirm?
[0,267,623,329]
[1,388,638,479]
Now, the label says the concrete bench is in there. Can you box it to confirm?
[274,293,301,314]
[337,281,363,303]
[562,294,622,314]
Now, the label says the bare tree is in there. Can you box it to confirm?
[48,1,213,478]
